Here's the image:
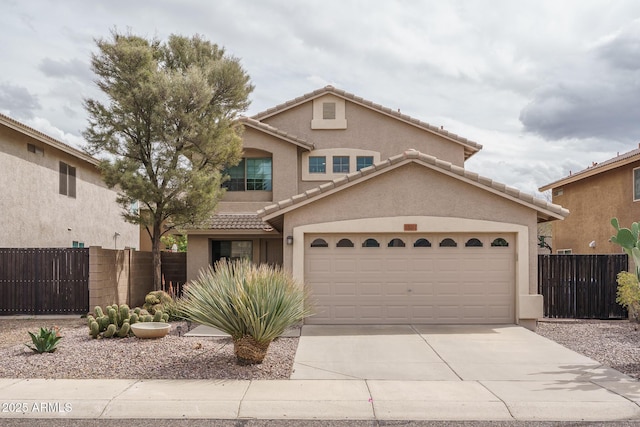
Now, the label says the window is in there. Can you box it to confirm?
[336,238,354,247]
[310,238,329,248]
[356,156,374,171]
[557,249,572,255]
[362,238,380,247]
[309,156,326,174]
[491,238,509,247]
[72,241,85,248]
[212,240,252,264]
[333,156,349,173]
[465,238,483,247]
[388,238,405,247]
[634,168,640,201]
[439,238,457,247]
[414,238,432,247]
[323,102,336,119]
[224,158,272,191]
[59,162,76,198]
[27,143,43,155]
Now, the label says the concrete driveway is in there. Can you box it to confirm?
[291,324,640,421]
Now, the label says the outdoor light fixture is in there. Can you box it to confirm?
[286,236,293,245]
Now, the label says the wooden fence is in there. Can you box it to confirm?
[0,248,89,315]
[538,254,628,319]
[160,252,187,297]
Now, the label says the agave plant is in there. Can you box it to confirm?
[178,259,312,364]
[26,326,62,354]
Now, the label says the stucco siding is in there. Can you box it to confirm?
[280,163,539,295]
[551,163,640,254]
[0,125,138,249]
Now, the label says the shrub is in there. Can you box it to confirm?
[26,327,62,354]
[87,304,168,338]
[178,259,313,365]
[616,271,640,321]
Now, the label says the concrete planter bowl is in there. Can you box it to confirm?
[130,322,171,339]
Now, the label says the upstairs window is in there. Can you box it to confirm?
[59,162,76,198]
[224,158,272,191]
[27,143,44,155]
[356,156,374,171]
[309,156,326,174]
[634,168,640,201]
[333,156,350,173]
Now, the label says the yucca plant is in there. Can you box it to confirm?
[178,259,313,364]
[26,327,62,354]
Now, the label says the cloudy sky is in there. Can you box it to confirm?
[2,0,640,196]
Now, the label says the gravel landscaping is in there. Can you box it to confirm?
[0,318,297,380]
[1,317,640,381]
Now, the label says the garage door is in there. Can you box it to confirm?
[304,233,515,324]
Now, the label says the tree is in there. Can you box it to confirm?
[84,30,253,289]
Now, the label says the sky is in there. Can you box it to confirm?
[2,0,640,197]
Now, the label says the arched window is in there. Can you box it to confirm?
[388,238,406,247]
[491,238,509,247]
[465,238,483,247]
[439,238,457,247]
[310,238,328,248]
[414,238,432,247]
[336,238,354,248]
[362,238,380,248]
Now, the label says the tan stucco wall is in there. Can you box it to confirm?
[551,163,640,254]
[0,126,139,249]
[261,99,465,173]
[278,163,541,319]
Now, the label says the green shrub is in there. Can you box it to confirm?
[617,271,640,321]
[178,259,313,364]
[26,327,62,354]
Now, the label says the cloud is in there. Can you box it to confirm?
[0,82,41,119]
[520,19,640,142]
[39,57,94,82]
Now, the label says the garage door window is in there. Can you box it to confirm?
[388,238,405,247]
[362,238,380,247]
[439,238,457,247]
[336,238,354,247]
[491,238,509,247]
[311,238,329,247]
[414,238,432,247]
[465,238,483,247]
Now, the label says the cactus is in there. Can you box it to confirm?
[117,322,130,337]
[89,320,100,338]
[144,315,153,322]
[99,315,110,332]
[161,313,169,322]
[94,306,104,318]
[153,310,163,322]
[87,315,95,327]
[119,304,130,326]
[130,313,139,324]
[611,218,640,279]
[134,307,141,315]
[103,324,117,338]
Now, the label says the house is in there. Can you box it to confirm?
[0,113,138,249]
[539,146,640,254]
[185,86,568,329]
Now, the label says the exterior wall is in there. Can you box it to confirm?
[278,164,541,321]
[261,99,466,175]
[88,247,153,310]
[0,125,138,249]
[551,163,640,254]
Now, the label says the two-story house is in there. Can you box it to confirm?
[539,146,640,254]
[185,86,568,329]
[0,113,138,249]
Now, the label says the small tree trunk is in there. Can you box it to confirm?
[233,336,271,365]
[152,222,162,291]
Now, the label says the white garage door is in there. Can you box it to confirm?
[304,233,515,324]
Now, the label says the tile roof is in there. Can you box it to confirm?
[251,86,483,160]
[539,146,640,191]
[0,112,98,166]
[239,116,314,150]
[200,213,274,231]
[258,149,568,222]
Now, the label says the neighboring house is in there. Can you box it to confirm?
[0,113,138,249]
[185,86,568,329]
[539,146,640,254]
